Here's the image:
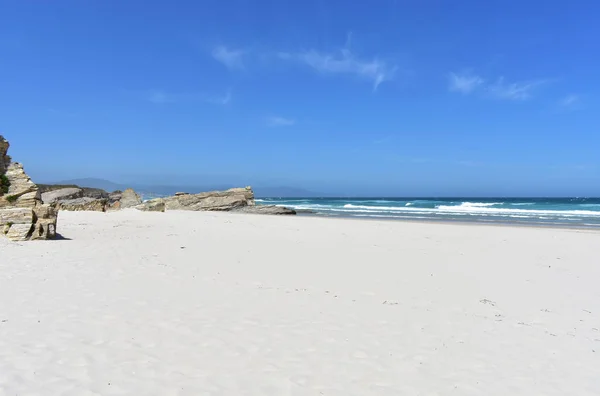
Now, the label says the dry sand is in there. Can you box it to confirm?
[1,210,599,395]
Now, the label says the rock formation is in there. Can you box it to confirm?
[0,135,58,241]
[40,186,134,212]
[135,186,296,215]
[135,198,166,212]
[36,182,294,216]
[120,188,142,209]
[56,197,108,212]
[41,187,84,203]
[163,187,255,211]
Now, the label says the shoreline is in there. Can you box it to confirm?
[256,197,600,231]
[291,211,600,231]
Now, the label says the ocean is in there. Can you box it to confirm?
[256,197,600,228]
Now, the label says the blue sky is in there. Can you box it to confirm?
[1,0,599,196]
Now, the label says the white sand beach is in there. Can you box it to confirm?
[1,210,599,395]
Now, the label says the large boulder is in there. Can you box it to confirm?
[120,188,142,209]
[163,187,255,211]
[0,135,58,241]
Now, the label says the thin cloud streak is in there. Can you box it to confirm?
[144,89,231,105]
[487,77,547,101]
[448,71,548,101]
[279,47,396,91]
[559,94,579,108]
[448,72,484,94]
[212,46,246,70]
[205,89,232,105]
[147,90,173,104]
[266,116,295,127]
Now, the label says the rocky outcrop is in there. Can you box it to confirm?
[109,191,122,202]
[135,188,258,213]
[40,185,140,212]
[56,197,108,212]
[163,187,255,211]
[233,205,297,215]
[120,188,142,209]
[135,198,165,212]
[80,187,109,200]
[0,135,58,241]
[41,187,83,203]
[142,187,295,215]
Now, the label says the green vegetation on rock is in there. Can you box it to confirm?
[1,174,10,195]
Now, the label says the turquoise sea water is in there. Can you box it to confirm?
[257,197,600,228]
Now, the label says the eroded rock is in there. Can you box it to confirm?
[164,187,255,211]
[0,135,58,241]
[56,197,108,212]
[42,187,83,204]
[120,188,142,209]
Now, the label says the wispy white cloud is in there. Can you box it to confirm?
[559,94,579,109]
[487,77,547,101]
[373,136,393,145]
[448,71,548,101]
[448,72,484,94]
[266,116,295,127]
[205,89,232,105]
[279,46,396,91]
[212,46,246,70]
[144,89,231,105]
[147,90,173,104]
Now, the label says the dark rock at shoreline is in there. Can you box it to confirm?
[294,209,316,214]
[233,205,297,215]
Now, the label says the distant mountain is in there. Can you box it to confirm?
[132,184,235,197]
[54,178,126,192]
[252,186,323,198]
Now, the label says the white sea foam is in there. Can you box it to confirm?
[405,203,413,206]
[435,205,600,217]
[459,202,503,207]
[338,203,600,218]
